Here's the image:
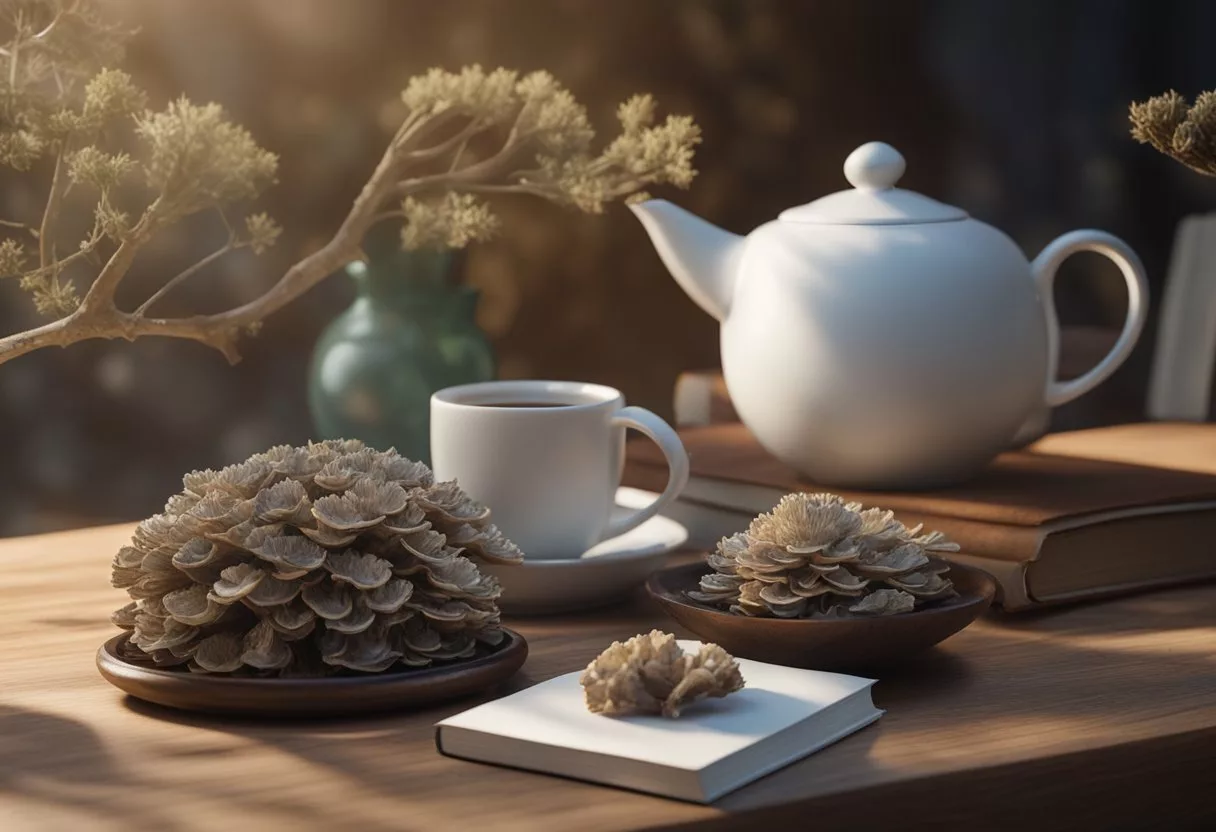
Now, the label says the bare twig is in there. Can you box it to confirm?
[31,10,64,42]
[75,235,141,318]
[392,136,532,199]
[39,147,67,269]
[404,117,484,163]
[369,208,406,224]
[131,207,250,316]
[448,135,471,173]
[76,196,161,314]
[8,10,20,90]
[0,219,37,236]
[18,241,98,284]
[456,181,556,199]
[391,108,461,155]
[215,205,234,237]
[134,239,242,317]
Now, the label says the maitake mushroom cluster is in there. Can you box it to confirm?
[580,630,744,718]
[110,440,522,675]
[689,493,958,618]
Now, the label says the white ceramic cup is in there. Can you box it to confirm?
[431,380,689,560]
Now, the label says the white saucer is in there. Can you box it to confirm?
[484,487,689,616]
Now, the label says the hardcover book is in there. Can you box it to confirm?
[435,642,881,803]
[625,422,1216,610]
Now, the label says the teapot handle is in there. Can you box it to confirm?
[1032,230,1149,407]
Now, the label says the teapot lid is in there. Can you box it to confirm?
[779,142,967,225]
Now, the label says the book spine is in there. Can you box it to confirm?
[624,461,1044,562]
[883,511,1044,565]
[673,371,737,427]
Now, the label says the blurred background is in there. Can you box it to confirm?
[1,0,1215,536]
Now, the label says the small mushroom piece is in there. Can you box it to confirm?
[580,630,744,718]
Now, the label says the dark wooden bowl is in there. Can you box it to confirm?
[97,628,528,718]
[646,561,995,673]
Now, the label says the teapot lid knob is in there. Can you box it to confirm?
[779,140,965,225]
[844,142,906,191]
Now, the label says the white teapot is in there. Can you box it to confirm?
[631,142,1148,488]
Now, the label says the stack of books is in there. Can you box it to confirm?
[626,375,1216,610]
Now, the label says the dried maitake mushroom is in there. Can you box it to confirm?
[689,493,958,619]
[580,630,744,718]
[110,440,523,675]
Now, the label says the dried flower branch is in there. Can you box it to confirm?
[0,3,701,366]
[1130,89,1216,176]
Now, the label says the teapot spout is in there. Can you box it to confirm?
[629,199,744,322]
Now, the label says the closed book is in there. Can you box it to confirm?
[435,641,881,804]
[673,369,737,427]
[624,422,1216,610]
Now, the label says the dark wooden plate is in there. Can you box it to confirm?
[97,629,528,718]
[646,561,995,673]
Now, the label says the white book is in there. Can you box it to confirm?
[435,641,882,803]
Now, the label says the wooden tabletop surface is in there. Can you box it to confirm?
[2,523,1215,831]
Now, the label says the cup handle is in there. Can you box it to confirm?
[1032,230,1149,407]
[603,406,690,540]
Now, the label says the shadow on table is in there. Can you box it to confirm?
[986,581,1216,635]
[0,705,149,824]
[119,694,638,824]
[0,704,363,829]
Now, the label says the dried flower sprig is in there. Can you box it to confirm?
[390,68,700,248]
[1130,89,1216,176]
[0,3,701,365]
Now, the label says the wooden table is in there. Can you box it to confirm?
[2,524,1214,831]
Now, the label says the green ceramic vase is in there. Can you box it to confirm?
[307,245,495,463]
